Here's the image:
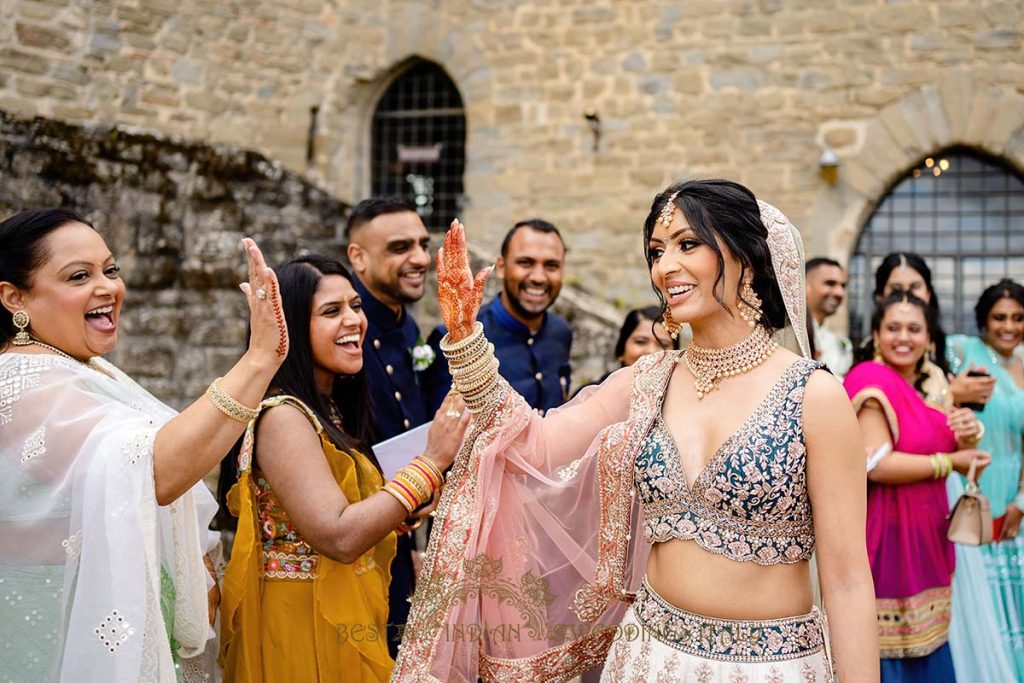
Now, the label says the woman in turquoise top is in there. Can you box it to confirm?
[947,278,1024,682]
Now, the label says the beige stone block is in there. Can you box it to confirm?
[938,71,974,141]
[0,95,38,117]
[806,11,855,34]
[879,100,926,158]
[853,86,904,108]
[871,5,934,33]
[938,6,976,28]
[672,71,704,95]
[15,76,76,100]
[1005,129,1024,170]
[0,47,50,75]
[141,84,182,107]
[858,118,915,181]
[51,103,94,121]
[839,156,885,199]
[984,2,1021,26]
[981,90,1024,154]
[824,127,857,150]
[964,86,1002,148]
[16,2,61,21]
[15,22,71,50]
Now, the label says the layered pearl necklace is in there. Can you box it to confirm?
[683,325,779,399]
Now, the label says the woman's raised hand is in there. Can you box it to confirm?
[239,238,288,369]
[437,219,492,342]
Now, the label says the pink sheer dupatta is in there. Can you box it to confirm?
[393,351,679,682]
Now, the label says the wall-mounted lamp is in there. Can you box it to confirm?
[818,143,840,185]
[584,110,601,152]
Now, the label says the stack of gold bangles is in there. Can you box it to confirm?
[441,322,501,412]
[930,453,953,479]
[206,378,259,423]
[383,455,444,518]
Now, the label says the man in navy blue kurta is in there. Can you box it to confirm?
[345,198,449,658]
[429,219,572,412]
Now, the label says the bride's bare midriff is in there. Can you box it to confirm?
[646,538,813,620]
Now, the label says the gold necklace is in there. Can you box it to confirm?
[684,325,778,399]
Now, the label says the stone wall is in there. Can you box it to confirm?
[0,111,348,408]
[1,0,1022,369]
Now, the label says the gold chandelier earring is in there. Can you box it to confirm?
[12,310,31,345]
[737,279,763,328]
[662,306,681,340]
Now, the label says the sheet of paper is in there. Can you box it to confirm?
[372,421,432,480]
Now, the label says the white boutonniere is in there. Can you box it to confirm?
[411,339,436,372]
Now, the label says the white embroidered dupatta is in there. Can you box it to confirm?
[0,353,218,682]
[393,352,678,683]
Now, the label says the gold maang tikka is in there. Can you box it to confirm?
[658,191,680,228]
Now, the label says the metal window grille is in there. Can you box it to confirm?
[370,61,466,231]
[848,148,1024,342]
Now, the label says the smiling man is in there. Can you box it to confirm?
[345,196,449,657]
[432,219,572,412]
[805,256,852,377]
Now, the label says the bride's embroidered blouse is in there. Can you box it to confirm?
[633,358,822,565]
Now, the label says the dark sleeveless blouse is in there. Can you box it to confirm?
[633,358,823,565]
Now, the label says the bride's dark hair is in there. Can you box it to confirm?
[644,179,788,333]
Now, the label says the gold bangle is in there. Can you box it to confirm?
[409,458,442,490]
[413,456,443,483]
[930,455,940,479]
[383,482,417,513]
[395,468,432,501]
[440,322,485,355]
[943,455,953,478]
[205,378,259,423]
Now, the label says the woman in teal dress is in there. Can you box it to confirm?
[947,278,1024,681]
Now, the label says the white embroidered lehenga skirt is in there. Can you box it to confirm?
[600,578,833,682]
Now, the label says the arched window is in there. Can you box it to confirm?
[848,148,1024,341]
[370,61,465,231]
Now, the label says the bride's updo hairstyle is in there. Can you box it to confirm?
[643,179,788,334]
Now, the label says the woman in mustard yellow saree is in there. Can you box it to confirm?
[219,255,468,682]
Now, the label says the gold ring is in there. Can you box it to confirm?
[445,408,460,418]
[255,288,267,300]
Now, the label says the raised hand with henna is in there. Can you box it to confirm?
[437,219,493,342]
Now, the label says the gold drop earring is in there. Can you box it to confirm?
[737,278,763,328]
[662,306,681,341]
[12,310,31,345]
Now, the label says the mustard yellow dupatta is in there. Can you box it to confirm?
[219,395,396,682]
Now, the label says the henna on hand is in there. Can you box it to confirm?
[437,219,491,341]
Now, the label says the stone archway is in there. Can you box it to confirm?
[805,74,1024,264]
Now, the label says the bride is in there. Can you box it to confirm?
[393,180,878,682]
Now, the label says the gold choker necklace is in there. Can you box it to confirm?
[684,326,778,399]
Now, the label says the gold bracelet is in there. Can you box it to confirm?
[930,455,940,479]
[440,322,485,356]
[383,482,417,513]
[395,468,432,502]
[205,378,259,423]
[943,454,953,478]
[409,457,442,489]
[414,455,444,481]
[445,333,489,365]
